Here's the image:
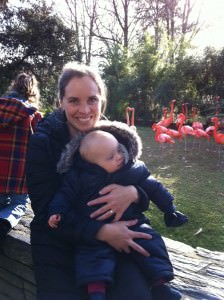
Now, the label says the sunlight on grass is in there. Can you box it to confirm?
[138,126,224,251]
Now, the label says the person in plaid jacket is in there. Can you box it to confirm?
[0,72,42,240]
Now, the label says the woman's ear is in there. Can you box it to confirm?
[59,99,64,109]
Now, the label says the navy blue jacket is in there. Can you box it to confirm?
[26,110,154,299]
[49,156,175,224]
[49,147,175,286]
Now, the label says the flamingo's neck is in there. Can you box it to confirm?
[177,115,185,132]
[213,119,218,137]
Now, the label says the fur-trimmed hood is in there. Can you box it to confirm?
[57,120,142,174]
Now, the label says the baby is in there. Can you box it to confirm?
[49,126,188,300]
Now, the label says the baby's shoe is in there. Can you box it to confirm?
[0,219,12,240]
[152,284,182,300]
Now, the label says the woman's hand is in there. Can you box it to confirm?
[96,219,151,257]
[87,184,138,222]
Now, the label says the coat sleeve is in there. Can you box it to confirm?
[26,133,104,243]
[31,111,42,132]
[48,169,81,217]
[137,162,175,213]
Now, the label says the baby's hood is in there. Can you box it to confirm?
[57,120,142,174]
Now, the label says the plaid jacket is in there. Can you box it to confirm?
[0,97,42,194]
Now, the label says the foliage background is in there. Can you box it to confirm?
[1,0,224,119]
[1,0,224,251]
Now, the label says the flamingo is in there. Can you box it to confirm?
[192,107,203,130]
[166,128,182,140]
[154,126,175,145]
[126,106,136,130]
[194,128,210,140]
[152,123,181,141]
[162,107,168,119]
[193,128,210,150]
[211,117,224,144]
[205,125,215,151]
[205,125,215,136]
[152,123,168,133]
[191,107,209,149]
[182,103,189,123]
[154,103,181,140]
[211,117,224,159]
[177,102,189,129]
[156,99,176,128]
[176,113,195,151]
[177,113,195,136]
[215,96,220,115]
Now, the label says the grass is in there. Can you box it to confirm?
[138,126,224,252]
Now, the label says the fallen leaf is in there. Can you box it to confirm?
[194,228,203,236]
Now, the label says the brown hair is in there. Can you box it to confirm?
[58,62,107,114]
[8,72,40,107]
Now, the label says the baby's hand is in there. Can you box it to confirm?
[48,214,61,228]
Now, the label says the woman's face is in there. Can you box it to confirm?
[61,76,102,134]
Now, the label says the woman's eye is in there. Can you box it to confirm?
[68,98,78,104]
[89,97,99,104]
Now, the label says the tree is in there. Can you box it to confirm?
[62,0,141,64]
[100,45,134,120]
[0,0,81,109]
[136,0,200,63]
[132,34,162,123]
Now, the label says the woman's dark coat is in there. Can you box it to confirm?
[26,110,154,300]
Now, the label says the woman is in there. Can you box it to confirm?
[26,62,153,300]
[0,72,41,240]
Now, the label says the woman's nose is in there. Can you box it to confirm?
[78,102,90,114]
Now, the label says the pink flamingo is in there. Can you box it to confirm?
[194,128,210,140]
[192,107,203,130]
[211,117,224,160]
[152,123,168,133]
[177,113,195,136]
[152,123,181,141]
[176,113,195,151]
[211,117,224,144]
[193,128,210,150]
[166,128,182,140]
[177,102,189,129]
[205,125,215,136]
[205,125,215,151]
[154,127,175,145]
[162,107,168,119]
[154,102,180,140]
[126,106,135,128]
[156,99,176,128]
[215,96,220,115]
[181,103,189,123]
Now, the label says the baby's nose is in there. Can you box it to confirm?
[117,152,123,161]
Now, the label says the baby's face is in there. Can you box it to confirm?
[93,136,125,173]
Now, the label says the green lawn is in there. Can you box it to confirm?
[138,126,224,251]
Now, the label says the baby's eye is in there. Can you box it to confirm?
[107,155,114,160]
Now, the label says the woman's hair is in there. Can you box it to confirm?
[58,62,107,114]
[7,72,40,107]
